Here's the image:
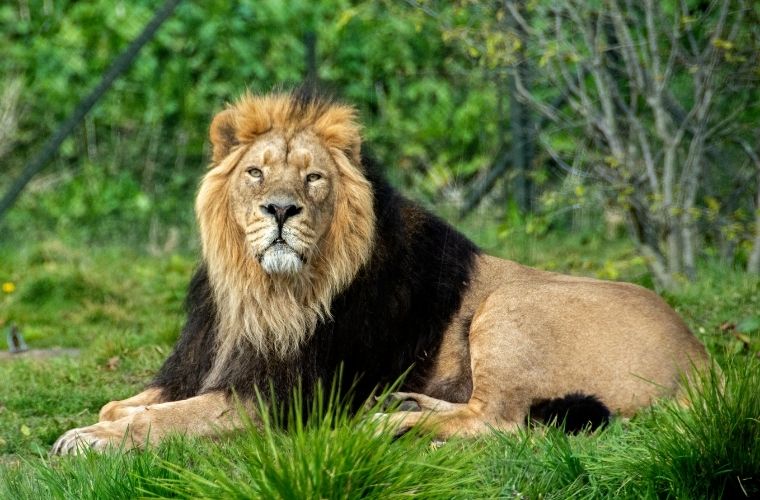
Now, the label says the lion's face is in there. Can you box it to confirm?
[195,91,376,362]
[229,131,337,275]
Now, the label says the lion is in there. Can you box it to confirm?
[52,89,708,455]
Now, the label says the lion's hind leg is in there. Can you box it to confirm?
[374,293,547,440]
[373,403,522,439]
[375,393,497,438]
[387,392,458,412]
[375,393,524,439]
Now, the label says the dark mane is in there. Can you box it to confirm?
[152,155,480,410]
[286,84,336,123]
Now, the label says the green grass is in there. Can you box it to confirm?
[481,358,760,498]
[0,241,191,456]
[1,231,759,498]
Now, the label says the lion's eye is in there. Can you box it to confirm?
[306,173,322,183]
[247,167,263,179]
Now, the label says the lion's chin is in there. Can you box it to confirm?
[259,244,305,275]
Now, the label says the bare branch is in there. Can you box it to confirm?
[660,6,681,89]
[608,0,646,90]
[736,139,760,273]
[513,71,564,124]
[399,0,441,20]
[537,135,597,179]
[644,0,663,93]
[678,0,701,56]
[504,1,534,37]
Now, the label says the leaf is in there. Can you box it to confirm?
[733,333,751,346]
[335,7,358,30]
[712,38,734,50]
[603,156,620,168]
[736,316,760,334]
[20,424,31,437]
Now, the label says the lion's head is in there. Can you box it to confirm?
[195,90,375,380]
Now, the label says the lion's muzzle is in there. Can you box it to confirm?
[254,199,309,274]
[260,241,305,274]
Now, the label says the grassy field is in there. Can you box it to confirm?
[0,224,759,498]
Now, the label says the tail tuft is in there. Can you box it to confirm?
[529,392,611,434]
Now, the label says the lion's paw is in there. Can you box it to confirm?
[376,393,422,412]
[369,412,417,437]
[51,422,130,456]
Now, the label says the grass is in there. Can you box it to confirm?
[1,226,759,498]
[481,358,760,498]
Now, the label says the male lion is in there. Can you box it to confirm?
[52,89,707,455]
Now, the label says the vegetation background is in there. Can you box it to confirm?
[0,0,758,498]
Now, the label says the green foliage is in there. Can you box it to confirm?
[4,160,196,243]
[3,0,758,278]
[0,0,499,238]
[1,438,190,499]
[153,386,487,499]
[430,0,760,282]
[0,242,190,455]
[614,359,760,498]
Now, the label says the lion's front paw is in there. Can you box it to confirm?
[51,422,131,456]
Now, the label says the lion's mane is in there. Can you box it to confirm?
[152,89,480,407]
[195,90,375,386]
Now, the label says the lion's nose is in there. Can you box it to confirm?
[262,203,302,226]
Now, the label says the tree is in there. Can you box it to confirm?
[0,76,20,160]
[506,0,760,287]
[505,1,534,212]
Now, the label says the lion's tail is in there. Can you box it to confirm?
[528,393,611,434]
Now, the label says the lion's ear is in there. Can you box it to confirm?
[209,108,239,164]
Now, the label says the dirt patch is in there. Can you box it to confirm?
[0,348,80,360]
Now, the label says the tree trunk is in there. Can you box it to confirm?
[640,244,678,291]
[681,215,696,279]
[741,140,760,274]
[748,172,760,274]
[681,158,702,280]
[506,1,533,212]
[667,220,682,276]
[304,31,318,85]
[626,201,677,290]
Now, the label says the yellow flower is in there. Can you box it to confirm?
[2,282,15,294]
